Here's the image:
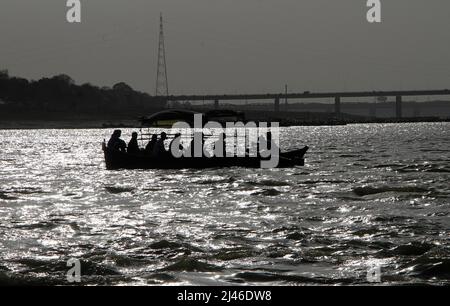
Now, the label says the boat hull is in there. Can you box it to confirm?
[102,145,307,170]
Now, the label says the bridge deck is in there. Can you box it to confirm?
[166,90,450,101]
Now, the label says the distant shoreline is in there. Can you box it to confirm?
[0,118,448,130]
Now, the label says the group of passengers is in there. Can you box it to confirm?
[107,129,189,158]
[107,129,270,158]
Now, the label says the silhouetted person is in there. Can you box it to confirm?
[107,130,126,152]
[258,131,279,159]
[145,134,158,156]
[154,132,168,157]
[127,132,140,154]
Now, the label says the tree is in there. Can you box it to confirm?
[113,82,133,92]
[53,74,74,85]
[0,69,9,79]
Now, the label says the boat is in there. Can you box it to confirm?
[140,109,200,128]
[102,143,308,170]
[140,109,246,128]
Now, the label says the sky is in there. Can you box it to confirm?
[1,0,450,95]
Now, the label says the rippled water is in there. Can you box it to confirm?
[0,123,449,285]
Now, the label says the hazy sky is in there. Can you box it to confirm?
[1,0,450,95]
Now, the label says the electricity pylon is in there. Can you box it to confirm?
[155,13,169,97]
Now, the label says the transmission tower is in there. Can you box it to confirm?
[155,13,169,97]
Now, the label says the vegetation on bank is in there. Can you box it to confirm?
[0,70,166,114]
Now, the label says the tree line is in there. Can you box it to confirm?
[0,70,166,115]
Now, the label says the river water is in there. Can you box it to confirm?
[0,123,449,285]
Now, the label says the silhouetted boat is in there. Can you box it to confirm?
[102,143,308,170]
[139,109,247,127]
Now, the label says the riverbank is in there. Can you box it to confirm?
[1,109,448,129]
[0,117,448,130]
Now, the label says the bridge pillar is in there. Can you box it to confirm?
[274,97,280,112]
[214,99,219,109]
[334,96,341,116]
[396,95,402,118]
[369,104,377,118]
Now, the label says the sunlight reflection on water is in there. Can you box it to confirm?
[0,123,449,285]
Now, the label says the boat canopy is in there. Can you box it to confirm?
[140,109,246,127]
[140,109,203,127]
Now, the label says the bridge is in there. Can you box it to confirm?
[166,89,450,118]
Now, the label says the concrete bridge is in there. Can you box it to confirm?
[166,89,450,118]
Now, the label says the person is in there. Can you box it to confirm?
[145,134,158,155]
[153,132,168,157]
[258,131,279,158]
[127,132,140,154]
[107,130,126,152]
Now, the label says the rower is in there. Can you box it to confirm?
[257,131,274,158]
[154,132,168,157]
[107,130,126,152]
[145,134,158,155]
[127,132,140,154]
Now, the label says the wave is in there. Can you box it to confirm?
[353,185,429,196]
[15,258,120,276]
[232,271,355,285]
[148,240,204,254]
[0,191,18,200]
[12,187,47,195]
[251,188,282,196]
[14,221,59,230]
[398,164,450,173]
[372,164,401,169]
[301,179,348,185]
[213,248,257,261]
[246,180,291,187]
[286,232,308,240]
[198,177,235,185]
[104,186,134,194]
[0,187,48,200]
[161,258,223,272]
[388,242,434,256]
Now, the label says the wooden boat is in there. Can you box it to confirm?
[102,143,308,170]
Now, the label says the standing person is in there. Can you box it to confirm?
[127,132,140,154]
[107,130,126,152]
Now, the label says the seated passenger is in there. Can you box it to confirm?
[257,132,278,158]
[153,132,168,157]
[107,130,126,152]
[145,134,158,155]
[127,132,140,154]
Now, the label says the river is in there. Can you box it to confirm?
[0,123,449,285]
